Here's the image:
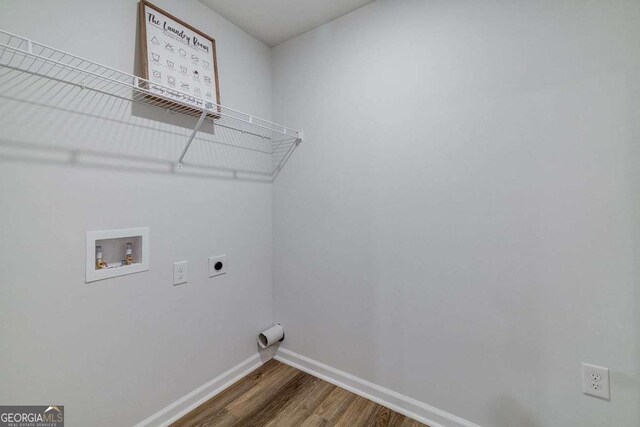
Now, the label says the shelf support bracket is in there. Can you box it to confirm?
[177,110,208,168]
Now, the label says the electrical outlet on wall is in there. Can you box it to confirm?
[582,363,610,399]
[208,255,227,278]
[173,261,188,285]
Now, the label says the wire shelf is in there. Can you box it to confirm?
[0,29,302,179]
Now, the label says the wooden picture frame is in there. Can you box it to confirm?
[138,0,221,112]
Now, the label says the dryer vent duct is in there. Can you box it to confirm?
[258,324,285,349]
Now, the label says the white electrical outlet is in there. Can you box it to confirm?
[173,261,188,285]
[208,255,227,278]
[582,363,610,399]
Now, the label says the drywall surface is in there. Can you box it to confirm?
[0,1,273,425]
[272,0,640,426]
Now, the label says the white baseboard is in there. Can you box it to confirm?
[134,347,480,427]
[134,353,264,427]
[275,348,481,427]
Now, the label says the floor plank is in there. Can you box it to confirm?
[313,386,356,423]
[171,360,279,427]
[170,360,428,427]
[238,372,309,426]
[262,373,335,427]
[225,362,300,419]
[386,409,410,427]
[299,413,329,427]
[400,418,428,427]
[334,395,379,427]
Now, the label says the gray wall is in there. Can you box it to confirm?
[0,1,274,425]
[272,0,640,426]
[2,0,639,426]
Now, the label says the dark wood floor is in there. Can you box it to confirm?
[171,359,427,427]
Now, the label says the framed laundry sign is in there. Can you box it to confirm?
[138,0,220,111]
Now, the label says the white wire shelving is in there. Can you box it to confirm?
[0,29,302,180]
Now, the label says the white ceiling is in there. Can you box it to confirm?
[199,0,376,47]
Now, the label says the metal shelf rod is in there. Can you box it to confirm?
[178,109,209,167]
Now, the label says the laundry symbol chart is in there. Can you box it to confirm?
[151,36,159,45]
[179,48,186,57]
[180,66,188,74]
[152,70,161,79]
[166,60,175,69]
[164,42,174,52]
[202,60,210,69]
[167,76,176,85]
[152,53,160,62]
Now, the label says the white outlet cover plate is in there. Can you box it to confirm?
[582,363,610,399]
[174,261,188,285]
[208,255,227,277]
